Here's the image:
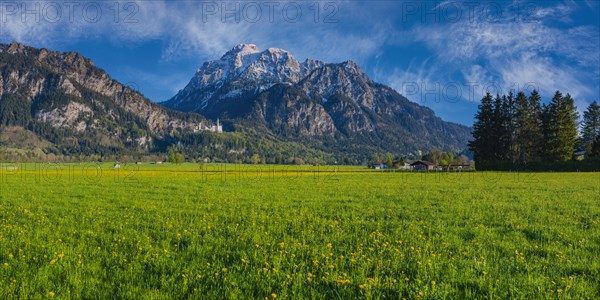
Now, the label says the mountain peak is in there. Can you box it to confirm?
[266,47,288,54]
[222,44,260,59]
[164,44,472,154]
[341,60,361,72]
[6,41,27,54]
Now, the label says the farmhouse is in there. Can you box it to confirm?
[410,160,435,171]
[374,160,410,170]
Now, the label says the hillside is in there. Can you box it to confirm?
[0,42,210,160]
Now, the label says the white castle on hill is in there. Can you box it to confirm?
[194,119,222,133]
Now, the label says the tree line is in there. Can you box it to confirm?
[469,90,600,170]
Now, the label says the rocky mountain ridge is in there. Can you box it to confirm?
[0,41,209,155]
[164,44,471,155]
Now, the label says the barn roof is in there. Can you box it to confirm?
[410,160,435,166]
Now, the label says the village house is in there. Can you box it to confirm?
[410,160,436,171]
[373,160,412,170]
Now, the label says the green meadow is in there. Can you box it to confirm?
[0,163,598,299]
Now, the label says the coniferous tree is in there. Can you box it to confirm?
[514,91,530,165]
[590,136,600,158]
[514,90,543,165]
[492,94,507,161]
[544,91,579,161]
[540,102,553,160]
[468,93,496,164]
[502,92,517,163]
[528,90,544,161]
[581,101,600,156]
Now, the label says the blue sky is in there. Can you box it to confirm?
[1,0,598,126]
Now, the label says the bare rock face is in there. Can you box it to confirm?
[255,84,336,136]
[35,102,92,132]
[7,41,26,54]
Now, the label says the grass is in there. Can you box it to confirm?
[0,163,599,299]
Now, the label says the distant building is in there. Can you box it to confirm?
[373,160,411,170]
[398,162,412,170]
[194,119,223,133]
[410,160,435,171]
[441,163,472,171]
[210,119,223,133]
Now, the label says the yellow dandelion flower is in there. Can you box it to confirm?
[49,291,55,297]
[327,243,332,249]
[8,253,13,259]
[50,259,56,265]
[271,293,277,298]
[222,267,228,272]
[3,262,8,267]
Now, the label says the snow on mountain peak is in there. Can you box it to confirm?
[223,44,260,58]
[266,47,288,54]
[171,44,366,111]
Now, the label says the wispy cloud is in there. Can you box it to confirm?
[0,0,390,64]
[402,0,599,105]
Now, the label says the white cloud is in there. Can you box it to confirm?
[0,0,389,65]
[403,0,599,106]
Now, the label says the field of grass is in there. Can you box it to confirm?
[0,163,599,299]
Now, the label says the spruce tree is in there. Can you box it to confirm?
[590,136,600,158]
[528,90,544,161]
[540,102,553,160]
[582,101,600,156]
[468,93,496,163]
[514,90,544,165]
[514,91,529,165]
[502,92,517,163]
[545,91,579,161]
[493,94,507,161]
